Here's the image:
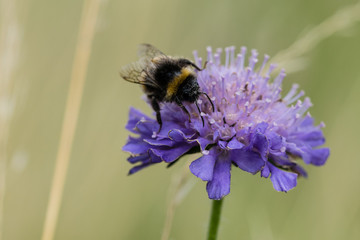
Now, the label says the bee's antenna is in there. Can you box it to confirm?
[201,61,208,71]
[190,61,208,71]
[201,92,215,112]
[195,101,205,127]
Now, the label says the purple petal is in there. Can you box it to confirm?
[299,114,314,127]
[122,136,149,154]
[143,138,175,147]
[289,114,326,147]
[127,154,149,164]
[151,143,197,163]
[190,152,216,181]
[218,140,227,149]
[128,159,162,175]
[251,133,269,160]
[261,164,270,178]
[126,107,153,133]
[168,129,195,142]
[128,163,152,175]
[156,122,181,137]
[227,138,244,150]
[300,130,325,147]
[213,130,220,142]
[303,147,330,166]
[206,153,232,200]
[161,104,188,122]
[231,149,265,174]
[270,155,294,167]
[128,151,162,175]
[254,122,268,134]
[236,127,250,139]
[290,130,325,147]
[192,118,211,137]
[290,164,308,178]
[266,132,284,150]
[269,149,287,159]
[135,120,157,135]
[268,163,298,192]
[287,143,329,166]
[195,137,213,151]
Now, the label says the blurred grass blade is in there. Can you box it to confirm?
[0,0,22,239]
[41,1,104,240]
[161,160,196,240]
[271,0,360,73]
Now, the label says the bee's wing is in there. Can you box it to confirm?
[138,44,166,59]
[119,58,160,89]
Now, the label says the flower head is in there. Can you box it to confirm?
[123,46,330,200]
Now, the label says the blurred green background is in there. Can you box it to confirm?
[1,0,360,239]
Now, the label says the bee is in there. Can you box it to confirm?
[119,44,214,132]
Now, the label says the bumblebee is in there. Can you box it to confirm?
[119,44,214,132]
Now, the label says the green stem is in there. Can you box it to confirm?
[207,198,224,240]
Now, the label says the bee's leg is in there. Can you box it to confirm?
[150,96,162,133]
[201,92,215,112]
[195,101,205,126]
[176,100,191,123]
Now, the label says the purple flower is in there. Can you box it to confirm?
[123,46,330,200]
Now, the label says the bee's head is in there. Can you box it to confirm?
[177,74,200,103]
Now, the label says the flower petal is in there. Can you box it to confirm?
[194,137,213,151]
[126,107,153,133]
[303,147,330,166]
[261,164,270,178]
[151,142,197,163]
[122,136,149,154]
[128,164,152,175]
[135,120,157,135]
[287,143,330,166]
[127,154,149,164]
[267,132,284,150]
[268,163,297,192]
[206,153,232,200]
[128,151,162,175]
[251,133,269,160]
[168,129,195,142]
[143,138,175,147]
[254,122,268,134]
[290,164,308,178]
[190,152,216,181]
[290,129,325,147]
[218,140,227,149]
[231,149,265,174]
[227,138,244,150]
[298,130,325,147]
[299,114,314,127]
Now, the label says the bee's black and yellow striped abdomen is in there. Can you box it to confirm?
[165,67,192,100]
